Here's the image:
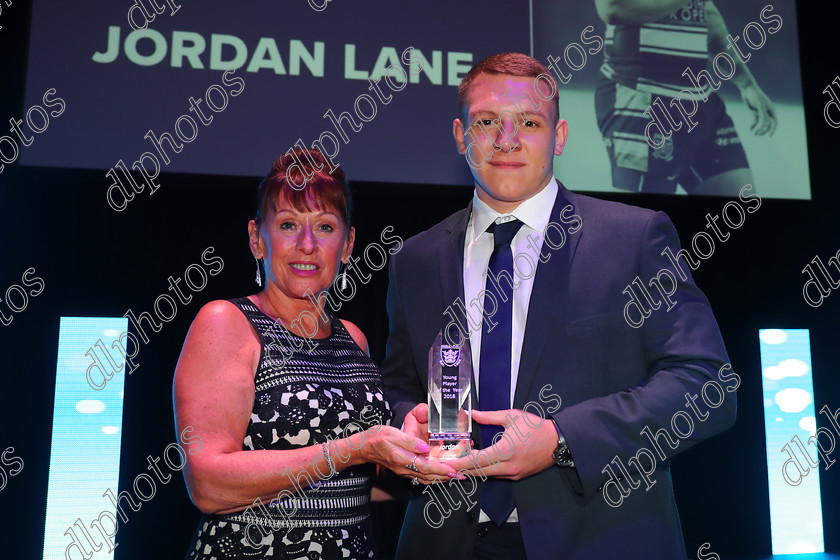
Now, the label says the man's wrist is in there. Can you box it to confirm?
[550,417,564,441]
[549,418,575,468]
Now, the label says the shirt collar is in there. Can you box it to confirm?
[470,178,559,240]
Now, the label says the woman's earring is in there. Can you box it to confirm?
[255,257,262,287]
[340,263,348,291]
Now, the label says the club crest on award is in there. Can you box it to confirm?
[440,345,462,367]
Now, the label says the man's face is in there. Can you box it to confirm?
[453,73,568,213]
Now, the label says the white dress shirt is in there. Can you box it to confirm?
[463,178,559,523]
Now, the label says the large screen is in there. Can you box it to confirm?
[20,0,529,191]
[533,1,810,199]
[19,0,810,200]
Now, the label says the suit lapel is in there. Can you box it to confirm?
[513,184,583,408]
[438,207,470,313]
[436,204,481,442]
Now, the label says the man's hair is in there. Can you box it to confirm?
[457,52,559,121]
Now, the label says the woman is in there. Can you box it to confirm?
[173,149,455,559]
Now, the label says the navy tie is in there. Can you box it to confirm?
[478,218,522,526]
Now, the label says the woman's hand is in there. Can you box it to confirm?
[401,403,430,444]
[351,424,457,485]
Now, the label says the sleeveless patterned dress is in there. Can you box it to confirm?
[184,297,392,559]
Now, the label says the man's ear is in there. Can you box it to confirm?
[453,118,467,155]
[554,118,569,156]
[248,220,262,258]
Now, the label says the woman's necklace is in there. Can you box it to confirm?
[257,292,329,339]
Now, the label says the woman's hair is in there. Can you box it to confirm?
[255,148,352,228]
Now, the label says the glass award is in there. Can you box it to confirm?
[427,329,473,460]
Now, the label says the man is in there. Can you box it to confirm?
[381,53,735,560]
[594,0,777,195]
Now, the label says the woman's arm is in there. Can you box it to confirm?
[173,300,452,515]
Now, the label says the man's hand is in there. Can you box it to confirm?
[447,409,558,480]
[740,83,777,136]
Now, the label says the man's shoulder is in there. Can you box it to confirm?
[565,188,660,231]
[397,206,469,259]
[393,189,665,262]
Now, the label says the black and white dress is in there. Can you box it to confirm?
[185,297,392,560]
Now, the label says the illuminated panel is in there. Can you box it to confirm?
[758,328,824,555]
[43,317,128,560]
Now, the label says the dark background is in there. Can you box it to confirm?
[1,1,838,558]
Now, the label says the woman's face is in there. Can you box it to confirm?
[250,193,354,303]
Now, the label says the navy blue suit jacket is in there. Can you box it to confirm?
[381,184,735,560]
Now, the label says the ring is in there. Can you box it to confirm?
[404,455,420,473]
[411,477,420,486]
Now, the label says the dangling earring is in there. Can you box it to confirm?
[255,257,262,287]
[340,263,348,291]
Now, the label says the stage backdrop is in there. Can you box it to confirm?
[20,0,809,199]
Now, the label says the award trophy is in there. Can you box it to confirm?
[427,329,473,460]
